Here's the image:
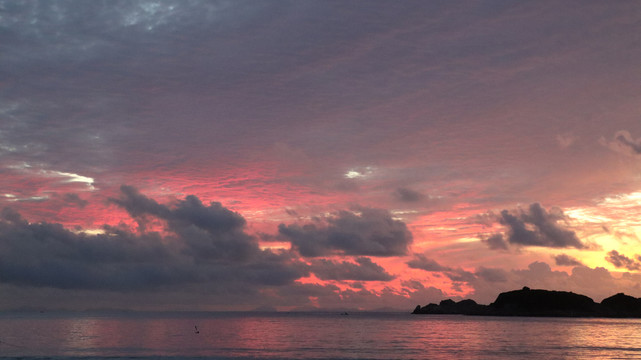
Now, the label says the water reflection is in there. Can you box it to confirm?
[1,313,641,359]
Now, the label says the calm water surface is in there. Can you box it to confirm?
[0,311,640,359]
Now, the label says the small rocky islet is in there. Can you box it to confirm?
[412,287,641,317]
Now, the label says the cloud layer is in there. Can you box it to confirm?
[0,188,309,292]
[2,0,641,310]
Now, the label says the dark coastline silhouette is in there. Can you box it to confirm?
[412,287,641,317]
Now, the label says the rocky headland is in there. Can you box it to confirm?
[412,287,641,317]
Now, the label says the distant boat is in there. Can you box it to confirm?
[341,312,349,316]
[194,325,200,334]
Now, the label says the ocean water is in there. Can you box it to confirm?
[0,311,640,359]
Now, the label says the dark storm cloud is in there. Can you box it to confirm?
[605,250,641,271]
[0,187,309,291]
[553,254,584,267]
[393,187,425,202]
[278,207,412,257]
[406,254,451,272]
[310,257,394,281]
[483,203,585,249]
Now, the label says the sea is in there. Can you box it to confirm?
[0,311,640,359]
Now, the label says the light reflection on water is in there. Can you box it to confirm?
[1,312,641,359]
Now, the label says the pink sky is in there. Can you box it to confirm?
[1,0,641,311]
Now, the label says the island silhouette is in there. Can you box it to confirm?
[413,287,641,317]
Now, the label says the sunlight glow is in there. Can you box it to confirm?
[47,170,95,189]
[565,208,612,223]
[344,166,375,179]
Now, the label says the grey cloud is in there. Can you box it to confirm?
[471,211,500,227]
[278,207,412,257]
[0,187,310,291]
[496,203,584,249]
[0,217,188,291]
[553,254,584,266]
[474,267,508,283]
[445,268,477,283]
[393,187,425,202]
[482,233,509,250]
[62,193,88,208]
[310,257,395,281]
[110,185,171,218]
[230,253,309,286]
[605,250,640,271]
[400,280,425,291]
[406,254,477,285]
[112,185,256,261]
[406,254,451,272]
[284,208,299,217]
[1,207,27,225]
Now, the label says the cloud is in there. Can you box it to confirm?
[474,267,508,283]
[444,268,477,284]
[481,203,585,249]
[62,193,88,208]
[3,0,641,311]
[553,254,583,266]
[605,250,641,271]
[406,254,478,285]
[112,185,256,261]
[0,187,309,292]
[600,130,641,156]
[0,215,186,291]
[278,207,412,257]
[481,233,509,250]
[406,254,451,272]
[310,257,395,281]
[393,187,425,202]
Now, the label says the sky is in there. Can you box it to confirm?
[1,0,641,311]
